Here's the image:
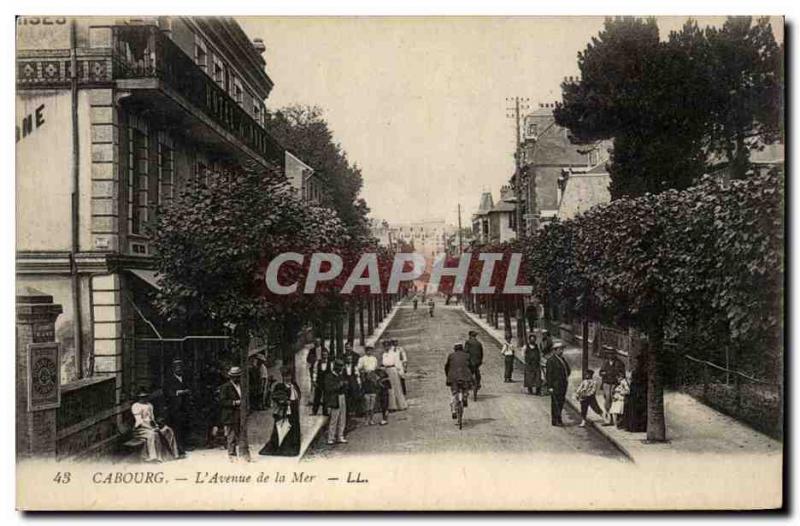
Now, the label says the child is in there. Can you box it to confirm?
[610,371,631,427]
[574,369,603,427]
[374,367,392,425]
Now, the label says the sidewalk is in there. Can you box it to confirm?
[462,306,781,464]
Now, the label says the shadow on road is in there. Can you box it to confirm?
[459,417,496,429]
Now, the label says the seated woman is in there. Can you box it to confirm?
[259,366,302,457]
[131,390,178,463]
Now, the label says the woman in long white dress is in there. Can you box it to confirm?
[381,342,408,411]
[131,392,178,462]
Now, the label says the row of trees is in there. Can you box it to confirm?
[523,168,783,441]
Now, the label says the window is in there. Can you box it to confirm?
[212,56,225,87]
[509,212,517,231]
[127,128,148,235]
[195,38,208,71]
[158,141,174,205]
[233,77,243,104]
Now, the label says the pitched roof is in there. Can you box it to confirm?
[476,191,494,215]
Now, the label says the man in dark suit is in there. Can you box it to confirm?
[163,358,191,457]
[545,344,571,426]
[219,366,243,461]
[312,348,332,416]
[464,331,484,393]
[445,343,474,419]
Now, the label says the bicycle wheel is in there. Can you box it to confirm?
[457,398,463,430]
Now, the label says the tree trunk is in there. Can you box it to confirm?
[367,296,374,335]
[336,313,345,357]
[582,318,590,374]
[358,298,365,346]
[502,299,512,340]
[646,325,667,442]
[347,304,356,345]
[329,319,337,357]
[516,296,526,347]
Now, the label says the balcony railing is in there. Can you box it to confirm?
[111,25,283,166]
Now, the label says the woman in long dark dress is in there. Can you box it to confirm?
[259,366,301,457]
[523,334,543,395]
[621,356,648,432]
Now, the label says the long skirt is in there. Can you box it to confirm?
[385,367,408,411]
[135,425,178,462]
[524,364,542,388]
[259,412,301,457]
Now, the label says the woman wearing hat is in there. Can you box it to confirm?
[259,366,301,457]
[131,389,178,462]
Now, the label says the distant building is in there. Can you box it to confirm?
[372,219,456,258]
[471,186,517,245]
[518,105,612,230]
[285,151,323,204]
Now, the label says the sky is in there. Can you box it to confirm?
[237,16,782,226]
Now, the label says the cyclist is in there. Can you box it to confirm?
[445,343,473,420]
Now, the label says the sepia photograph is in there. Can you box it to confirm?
[13,12,785,511]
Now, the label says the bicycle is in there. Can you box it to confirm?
[453,381,470,430]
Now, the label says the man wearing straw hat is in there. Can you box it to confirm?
[220,366,244,461]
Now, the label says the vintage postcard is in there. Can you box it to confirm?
[15,15,784,511]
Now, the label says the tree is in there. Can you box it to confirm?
[265,105,372,241]
[150,162,349,459]
[704,17,783,179]
[555,16,783,198]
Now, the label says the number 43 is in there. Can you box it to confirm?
[53,472,71,484]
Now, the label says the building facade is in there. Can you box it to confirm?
[471,186,517,245]
[285,150,323,204]
[518,104,612,231]
[371,219,455,259]
[16,16,284,457]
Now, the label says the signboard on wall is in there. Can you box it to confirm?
[16,90,74,252]
[27,342,61,411]
[16,16,71,50]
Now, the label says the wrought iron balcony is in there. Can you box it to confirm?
[111,25,283,166]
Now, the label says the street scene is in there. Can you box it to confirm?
[15,15,784,511]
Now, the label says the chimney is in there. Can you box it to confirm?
[252,38,266,54]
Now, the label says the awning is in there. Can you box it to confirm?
[128,269,163,291]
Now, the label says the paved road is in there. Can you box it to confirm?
[307,299,623,460]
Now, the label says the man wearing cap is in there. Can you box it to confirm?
[220,366,243,460]
[464,331,484,394]
[599,348,626,425]
[164,359,191,457]
[324,359,349,445]
[545,344,571,426]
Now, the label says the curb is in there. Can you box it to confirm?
[460,307,636,463]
